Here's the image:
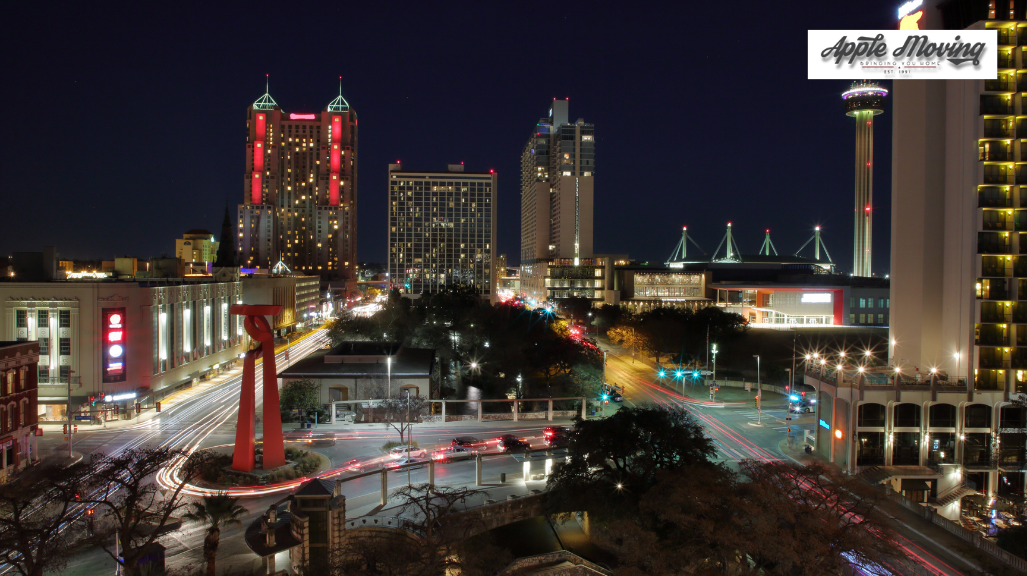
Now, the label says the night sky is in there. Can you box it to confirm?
[3,1,903,275]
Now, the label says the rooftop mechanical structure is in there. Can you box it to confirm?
[843,81,887,277]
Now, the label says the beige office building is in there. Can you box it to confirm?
[388,163,497,299]
[859,0,1027,519]
[520,99,595,302]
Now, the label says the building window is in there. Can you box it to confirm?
[859,298,866,308]
[37,310,48,328]
[59,338,71,356]
[878,298,885,308]
[850,297,855,308]
[59,366,70,382]
[15,310,26,328]
[859,314,866,323]
[38,366,49,381]
[886,298,890,308]
[878,314,884,324]
[59,310,71,328]
[38,338,49,355]
[850,314,856,324]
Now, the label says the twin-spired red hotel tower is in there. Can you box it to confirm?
[237,81,357,280]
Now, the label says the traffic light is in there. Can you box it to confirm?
[113,405,119,416]
[692,371,700,379]
[801,391,806,398]
[658,370,666,378]
[755,397,761,408]
[73,425,78,433]
[89,395,96,407]
[155,401,161,413]
[86,508,95,516]
[135,402,141,414]
[63,424,68,434]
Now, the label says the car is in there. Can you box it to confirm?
[451,436,482,448]
[610,393,624,403]
[789,400,815,414]
[388,457,425,469]
[431,447,476,462]
[499,437,531,452]
[389,446,427,458]
[544,426,571,447]
[543,425,568,437]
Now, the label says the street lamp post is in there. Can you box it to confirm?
[753,355,761,425]
[711,344,718,400]
[387,356,392,398]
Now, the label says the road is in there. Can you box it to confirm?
[52,331,582,575]
[601,342,978,576]
[45,331,985,575]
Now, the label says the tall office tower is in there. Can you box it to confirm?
[388,163,497,299]
[238,82,358,280]
[519,99,595,301]
[888,0,1026,510]
[843,81,887,277]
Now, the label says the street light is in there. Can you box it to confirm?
[753,355,761,425]
[711,343,718,385]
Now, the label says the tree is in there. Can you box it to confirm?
[0,461,93,576]
[326,483,486,576]
[280,379,324,422]
[570,363,604,398]
[366,376,429,444]
[547,405,716,517]
[85,447,215,576]
[183,492,249,576]
[580,460,901,576]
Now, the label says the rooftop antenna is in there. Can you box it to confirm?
[794,225,833,263]
[665,225,707,265]
[758,229,778,256]
[711,222,743,263]
[253,74,278,110]
[327,75,351,112]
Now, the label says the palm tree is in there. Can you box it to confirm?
[183,492,248,576]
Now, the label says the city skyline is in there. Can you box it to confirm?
[3,2,898,275]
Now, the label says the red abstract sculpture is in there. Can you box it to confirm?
[231,304,286,472]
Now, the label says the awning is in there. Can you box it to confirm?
[901,479,931,491]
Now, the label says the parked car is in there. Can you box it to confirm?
[610,393,624,403]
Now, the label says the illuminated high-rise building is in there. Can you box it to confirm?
[519,99,595,301]
[388,163,496,299]
[843,81,887,277]
[238,80,357,280]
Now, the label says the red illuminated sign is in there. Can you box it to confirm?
[289,113,316,120]
[330,174,340,205]
[331,116,341,143]
[102,308,126,383]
